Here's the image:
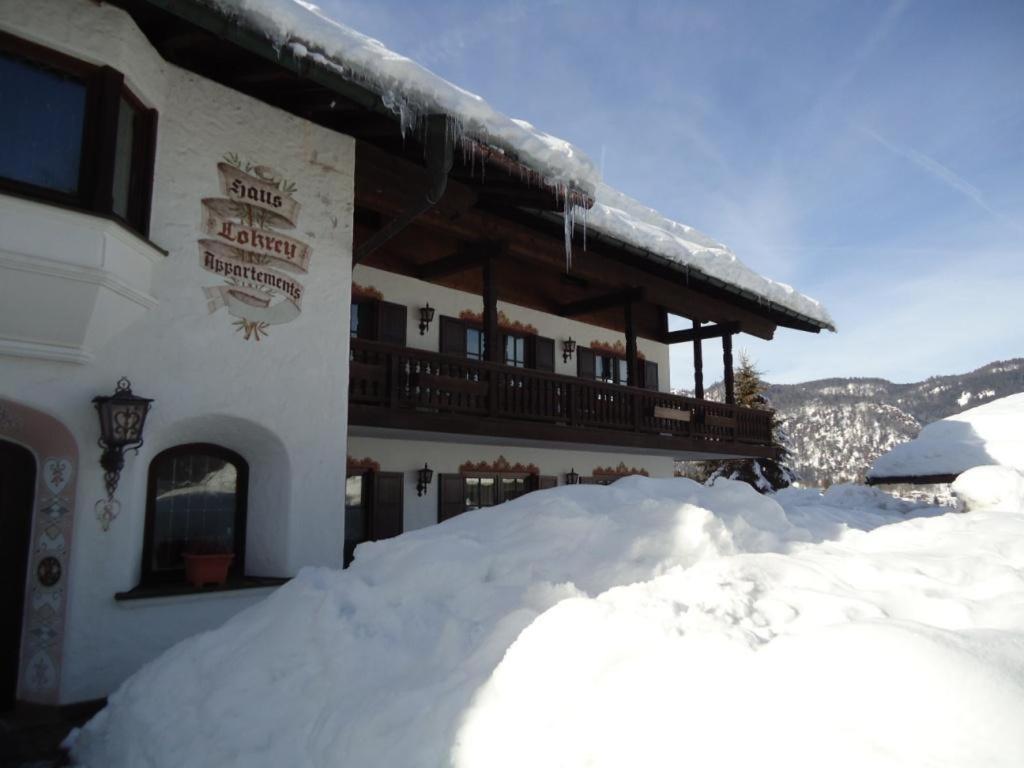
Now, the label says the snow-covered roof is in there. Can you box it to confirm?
[868,393,1024,480]
[199,0,834,330]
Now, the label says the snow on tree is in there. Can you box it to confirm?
[699,354,798,493]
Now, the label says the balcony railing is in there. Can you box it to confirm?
[349,339,775,455]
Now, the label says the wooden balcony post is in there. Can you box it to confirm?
[693,320,704,399]
[624,301,638,388]
[482,253,500,364]
[723,332,735,405]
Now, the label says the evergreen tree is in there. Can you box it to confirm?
[698,354,798,493]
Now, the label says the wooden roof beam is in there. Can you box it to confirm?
[560,287,645,317]
[663,322,740,344]
[417,243,496,280]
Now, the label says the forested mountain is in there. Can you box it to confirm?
[680,359,1024,487]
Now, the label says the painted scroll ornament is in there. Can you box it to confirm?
[198,156,313,341]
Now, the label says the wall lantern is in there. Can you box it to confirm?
[93,377,152,509]
[562,337,577,363]
[416,463,434,496]
[419,303,435,335]
[565,468,580,485]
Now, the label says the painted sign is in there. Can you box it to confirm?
[199,155,313,340]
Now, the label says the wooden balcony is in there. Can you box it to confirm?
[348,339,777,459]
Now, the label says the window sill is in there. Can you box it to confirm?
[114,576,289,604]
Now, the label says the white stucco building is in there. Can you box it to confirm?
[0,0,832,711]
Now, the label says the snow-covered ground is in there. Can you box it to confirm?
[869,392,1024,479]
[69,469,1024,767]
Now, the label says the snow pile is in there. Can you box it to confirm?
[869,392,1024,480]
[953,465,1024,513]
[69,476,1024,767]
[197,1,832,329]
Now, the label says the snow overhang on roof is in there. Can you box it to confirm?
[155,0,835,332]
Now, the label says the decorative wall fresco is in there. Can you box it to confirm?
[351,284,384,302]
[589,339,646,360]
[459,310,539,336]
[592,462,649,477]
[459,456,540,475]
[0,399,79,705]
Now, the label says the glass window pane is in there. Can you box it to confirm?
[344,475,365,540]
[0,53,86,194]
[618,359,629,385]
[151,452,238,572]
[111,95,137,219]
[350,303,360,338]
[467,328,483,360]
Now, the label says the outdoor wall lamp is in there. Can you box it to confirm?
[416,463,434,496]
[565,468,580,485]
[562,337,576,363]
[93,377,152,529]
[419,303,435,335]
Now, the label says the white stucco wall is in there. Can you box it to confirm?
[348,436,675,533]
[353,265,673,390]
[0,0,354,703]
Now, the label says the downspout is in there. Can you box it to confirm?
[353,114,454,264]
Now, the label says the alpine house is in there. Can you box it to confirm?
[0,0,834,711]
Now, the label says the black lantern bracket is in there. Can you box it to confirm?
[416,462,434,496]
[565,467,580,485]
[419,303,436,335]
[92,377,153,528]
[562,337,577,363]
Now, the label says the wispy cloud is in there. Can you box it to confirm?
[862,127,1022,232]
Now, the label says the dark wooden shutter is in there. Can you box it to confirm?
[533,336,555,372]
[537,475,557,490]
[372,472,404,540]
[644,360,659,391]
[353,300,377,340]
[376,301,407,346]
[438,474,466,522]
[577,347,595,379]
[439,316,467,357]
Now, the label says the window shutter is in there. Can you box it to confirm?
[577,347,596,379]
[438,474,466,522]
[353,300,377,340]
[439,316,467,357]
[372,472,404,540]
[537,475,557,490]
[376,301,407,346]
[644,360,659,391]
[532,336,555,372]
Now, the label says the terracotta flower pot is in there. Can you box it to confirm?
[182,553,235,588]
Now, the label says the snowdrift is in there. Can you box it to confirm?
[71,477,1024,767]
[869,392,1024,480]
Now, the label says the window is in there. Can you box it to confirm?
[504,333,527,368]
[464,475,497,510]
[439,315,554,372]
[466,327,485,360]
[464,474,530,510]
[344,470,404,567]
[344,473,368,567]
[0,32,157,236]
[349,298,407,345]
[143,444,248,584]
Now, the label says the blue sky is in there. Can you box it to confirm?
[324,0,1024,385]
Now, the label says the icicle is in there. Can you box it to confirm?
[581,201,588,252]
[563,187,574,271]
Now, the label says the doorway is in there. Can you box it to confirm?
[1,440,35,710]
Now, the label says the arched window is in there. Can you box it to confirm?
[143,444,248,584]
